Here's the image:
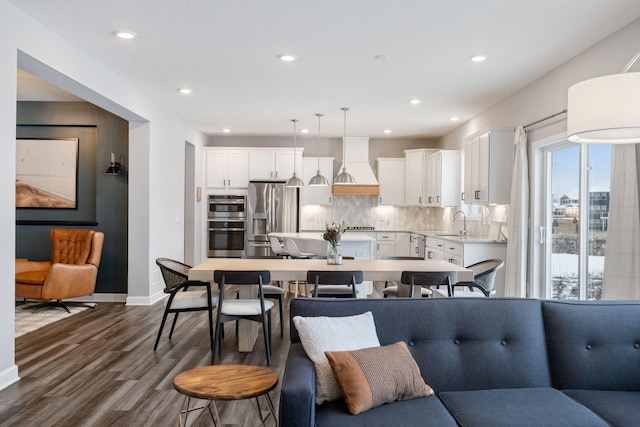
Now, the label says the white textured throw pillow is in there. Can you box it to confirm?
[292,311,380,404]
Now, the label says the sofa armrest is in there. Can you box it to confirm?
[279,343,316,427]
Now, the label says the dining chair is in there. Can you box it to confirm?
[213,270,274,366]
[154,258,219,364]
[450,259,504,297]
[307,270,363,298]
[268,235,289,257]
[242,256,285,336]
[380,256,432,298]
[399,270,458,298]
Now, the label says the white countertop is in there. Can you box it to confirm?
[269,232,376,242]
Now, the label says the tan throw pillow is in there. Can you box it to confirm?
[325,341,433,415]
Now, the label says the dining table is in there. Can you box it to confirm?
[189,257,473,352]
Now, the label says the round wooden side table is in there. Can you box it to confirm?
[173,364,278,427]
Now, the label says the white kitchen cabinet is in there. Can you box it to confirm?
[395,232,411,257]
[248,148,303,181]
[425,150,460,207]
[376,232,396,259]
[463,128,515,204]
[376,158,405,206]
[404,149,436,206]
[425,234,507,296]
[301,157,334,205]
[205,148,248,189]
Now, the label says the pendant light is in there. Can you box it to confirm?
[567,51,640,144]
[308,113,329,186]
[285,119,305,187]
[334,107,356,184]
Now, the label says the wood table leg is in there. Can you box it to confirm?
[238,285,258,352]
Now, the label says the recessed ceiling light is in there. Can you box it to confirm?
[383,129,392,134]
[278,54,296,62]
[469,55,487,62]
[178,88,192,95]
[449,116,460,122]
[113,30,136,39]
[301,129,309,134]
[374,54,390,61]
[409,99,422,105]
[222,128,231,133]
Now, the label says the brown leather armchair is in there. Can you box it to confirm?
[16,228,104,312]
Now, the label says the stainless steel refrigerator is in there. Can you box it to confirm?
[246,181,299,256]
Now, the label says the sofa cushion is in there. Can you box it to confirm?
[292,311,380,404]
[290,298,551,393]
[542,300,640,390]
[326,341,433,414]
[315,394,457,427]
[563,390,640,427]
[439,387,608,427]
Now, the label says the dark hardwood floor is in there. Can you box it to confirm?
[2,294,293,426]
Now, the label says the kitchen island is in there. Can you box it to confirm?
[268,232,376,260]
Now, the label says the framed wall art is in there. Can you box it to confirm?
[16,138,79,209]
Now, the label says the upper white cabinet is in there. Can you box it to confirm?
[248,148,303,181]
[301,157,334,205]
[463,128,515,204]
[376,158,405,206]
[404,149,436,206]
[425,150,460,207]
[205,148,249,189]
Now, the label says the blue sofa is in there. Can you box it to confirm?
[279,298,640,427]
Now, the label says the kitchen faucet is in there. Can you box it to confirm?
[453,210,467,238]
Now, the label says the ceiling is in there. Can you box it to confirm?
[11,0,640,138]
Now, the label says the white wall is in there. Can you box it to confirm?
[440,19,640,149]
[0,0,207,390]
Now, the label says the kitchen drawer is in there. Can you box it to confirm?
[376,232,396,241]
[443,253,463,266]
[442,240,463,257]
[425,236,439,248]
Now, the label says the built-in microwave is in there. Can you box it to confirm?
[208,194,247,219]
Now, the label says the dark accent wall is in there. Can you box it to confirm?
[16,101,128,294]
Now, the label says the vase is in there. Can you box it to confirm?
[327,242,343,265]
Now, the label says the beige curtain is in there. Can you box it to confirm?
[602,144,640,299]
[504,126,528,297]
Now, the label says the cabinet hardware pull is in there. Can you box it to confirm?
[539,226,545,244]
[461,192,465,201]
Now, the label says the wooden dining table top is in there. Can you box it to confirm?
[189,257,474,283]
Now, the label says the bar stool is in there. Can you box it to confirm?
[283,239,314,297]
[268,235,289,258]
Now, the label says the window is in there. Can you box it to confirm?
[533,140,610,300]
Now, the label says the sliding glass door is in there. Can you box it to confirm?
[538,142,610,300]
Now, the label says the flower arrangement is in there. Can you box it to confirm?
[323,221,347,248]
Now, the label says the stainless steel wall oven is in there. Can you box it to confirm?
[207,195,247,257]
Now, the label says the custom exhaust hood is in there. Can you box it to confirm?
[333,137,380,196]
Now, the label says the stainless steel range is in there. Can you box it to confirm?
[207,194,247,257]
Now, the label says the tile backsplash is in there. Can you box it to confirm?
[300,195,509,238]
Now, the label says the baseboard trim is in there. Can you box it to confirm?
[0,365,20,392]
[70,293,128,303]
[126,291,166,306]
